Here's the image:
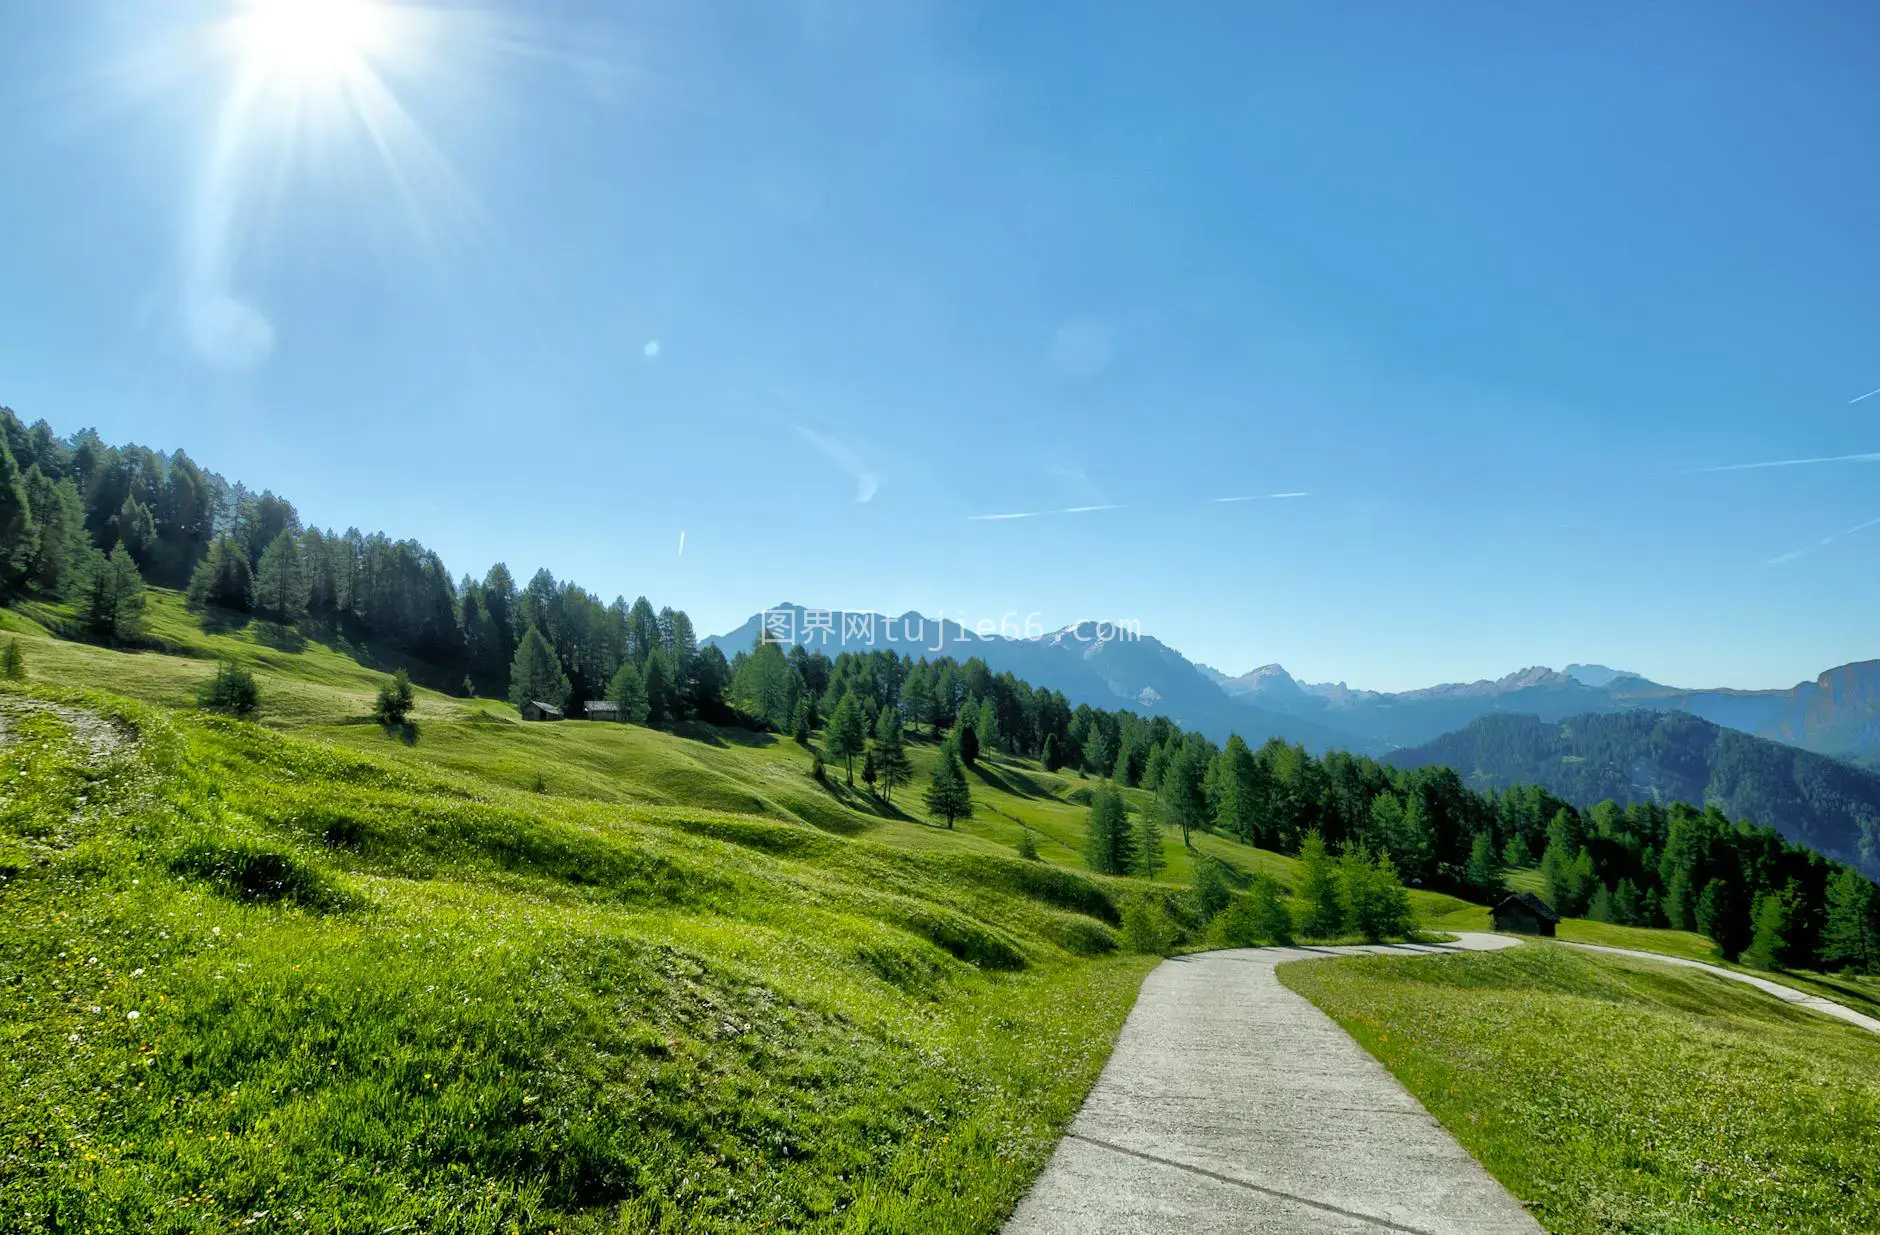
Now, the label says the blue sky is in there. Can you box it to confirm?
[3,0,1878,691]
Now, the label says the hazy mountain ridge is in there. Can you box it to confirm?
[1388,710,1880,879]
[708,606,1880,768]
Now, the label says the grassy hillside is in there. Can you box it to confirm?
[1280,944,1880,1235]
[0,595,1470,1230]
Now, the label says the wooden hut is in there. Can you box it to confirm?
[520,700,564,722]
[1490,892,1560,937]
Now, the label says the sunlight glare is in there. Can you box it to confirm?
[237,0,385,81]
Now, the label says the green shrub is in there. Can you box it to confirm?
[1121,899,1176,956]
[196,659,260,716]
[2,637,24,681]
[373,667,415,725]
[1015,829,1039,861]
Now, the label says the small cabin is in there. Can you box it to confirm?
[520,700,564,722]
[584,700,622,722]
[1490,892,1560,937]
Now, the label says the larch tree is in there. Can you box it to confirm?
[923,742,972,829]
[74,544,147,644]
[508,625,571,710]
[1294,831,1344,939]
[873,706,913,802]
[1822,868,1878,972]
[608,660,649,723]
[827,691,867,786]
[1084,785,1134,875]
[253,530,310,625]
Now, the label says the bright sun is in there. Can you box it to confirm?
[236,0,385,81]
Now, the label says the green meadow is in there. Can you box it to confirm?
[1280,944,1880,1235]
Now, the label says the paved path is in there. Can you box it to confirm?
[1559,941,1880,1035]
[1004,932,1543,1235]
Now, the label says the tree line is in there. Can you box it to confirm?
[3,408,1874,972]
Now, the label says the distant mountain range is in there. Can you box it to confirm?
[706,605,1880,770]
[1390,711,1880,880]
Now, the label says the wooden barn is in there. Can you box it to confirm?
[1490,892,1560,937]
[584,700,622,722]
[520,700,564,722]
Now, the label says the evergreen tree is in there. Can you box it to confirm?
[1084,785,1134,875]
[608,660,650,723]
[1041,732,1062,772]
[1295,831,1344,938]
[975,697,998,755]
[923,743,972,828]
[1085,724,1116,778]
[196,659,260,716]
[1132,805,1165,878]
[791,696,814,745]
[1745,890,1792,971]
[1465,830,1501,894]
[508,625,570,709]
[1501,833,1533,869]
[956,711,980,767]
[1189,855,1233,921]
[2,638,24,681]
[0,436,36,595]
[873,707,913,802]
[1822,869,1878,972]
[373,668,415,726]
[1015,829,1039,861]
[24,468,84,597]
[1250,874,1295,945]
[1207,734,1264,843]
[1157,744,1208,849]
[861,745,879,794]
[642,649,674,724]
[828,691,867,786]
[253,530,310,625]
[186,536,254,613]
[1696,878,1748,960]
[1612,877,1643,926]
[74,544,147,644]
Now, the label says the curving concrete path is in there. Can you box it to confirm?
[1004,932,1543,1235]
[1559,941,1880,1035]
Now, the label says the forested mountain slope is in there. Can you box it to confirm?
[1392,710,1880,879]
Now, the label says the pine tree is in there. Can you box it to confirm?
[2,637,24,681]
[1295,831,1344,939]
[186,537,254,613]
[873,707,913,802]
[923,743,972,828]
[253,530,310,625]
[1250,873,1295,945]
[1083,786,1131,874]
[828,691,867,786]
[861,745,879,794]
[975,698,998,755]
[1822,868,1878,972]
[1085,724,1115,778]
[608,661,649,723]
[508,625,570,709]
[791,696,813,745]
[196,659,260,716]
[1041,733,1062,772]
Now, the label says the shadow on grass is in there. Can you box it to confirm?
[253,622,307,653]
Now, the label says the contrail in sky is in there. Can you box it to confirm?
[677,530,685,557]
[1849,386,1880,405]
[968,511,1041,521]
[968,504,1125,521]
[1210,491,1311,502]
[1765,514,1880,566]
[1688,451,1880,474]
